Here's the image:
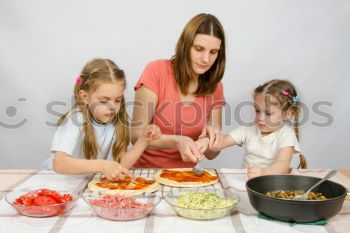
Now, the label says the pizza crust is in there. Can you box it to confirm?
[154,168,218,187]
[88,176,160,195]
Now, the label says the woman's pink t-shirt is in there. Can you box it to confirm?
[133,60,226,168]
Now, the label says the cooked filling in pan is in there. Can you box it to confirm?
[265,190,327,200]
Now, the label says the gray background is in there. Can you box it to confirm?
[1,0,349,169]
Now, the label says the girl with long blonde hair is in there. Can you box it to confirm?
[46,58,160,181]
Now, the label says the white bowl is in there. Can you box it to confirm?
[5,189,79,217]
[83,193,160,221]
[165,188,239,220]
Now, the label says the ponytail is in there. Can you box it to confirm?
[112,98,130,162]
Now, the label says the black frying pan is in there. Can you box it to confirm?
[246,174,347,222]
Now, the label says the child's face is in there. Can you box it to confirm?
[190,33,221,76]
[80,81,125,124]
[254,94,291,135]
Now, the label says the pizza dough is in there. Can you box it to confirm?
[154,168,218,187]
[88,176,160,195]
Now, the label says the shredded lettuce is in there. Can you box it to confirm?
[174,191,236,209]
[172,191,238,219]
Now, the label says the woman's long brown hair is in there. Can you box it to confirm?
[172,13,226,96]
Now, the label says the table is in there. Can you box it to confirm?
[0,169,349,233]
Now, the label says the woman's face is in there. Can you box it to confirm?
[190,33,221,76]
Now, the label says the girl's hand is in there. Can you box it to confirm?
[195,137,209,160]
[199,124,223,152]
[142,124,161,142]
[247,165,266,179]
[101,160,132,181]
[176,136,202,163]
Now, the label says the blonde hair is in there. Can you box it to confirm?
[254,79,307,169]
[58,58,130,162]
[172,13,226,96]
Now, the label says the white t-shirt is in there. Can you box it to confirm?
[41,111,115,169]
[229,124,300,168]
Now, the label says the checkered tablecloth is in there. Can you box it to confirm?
[0,169,349,233]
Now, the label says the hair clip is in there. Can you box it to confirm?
[76,76,82,84]
[292,96,300,103]
[85,72,90,78]
[281,90,289,96]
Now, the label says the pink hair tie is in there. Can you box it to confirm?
[76,76,82,84]
[281,90,289,96]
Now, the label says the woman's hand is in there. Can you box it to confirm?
[195,137,209,159]
[176,136,202,163]
[101,160,132,181]
[199,124,224,152]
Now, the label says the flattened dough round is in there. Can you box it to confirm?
[88,176,160,195]
[154,168,218,187]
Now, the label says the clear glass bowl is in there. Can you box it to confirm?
[83,193,161,221]
[164,188,240,220]
[5,189,79,217]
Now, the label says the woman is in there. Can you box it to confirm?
[131,13,226,168]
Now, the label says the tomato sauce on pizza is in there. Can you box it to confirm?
[96,177,155,190]
[159,169,218,182]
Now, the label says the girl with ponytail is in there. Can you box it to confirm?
[208,79,306,179]
[44,58,160,181]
